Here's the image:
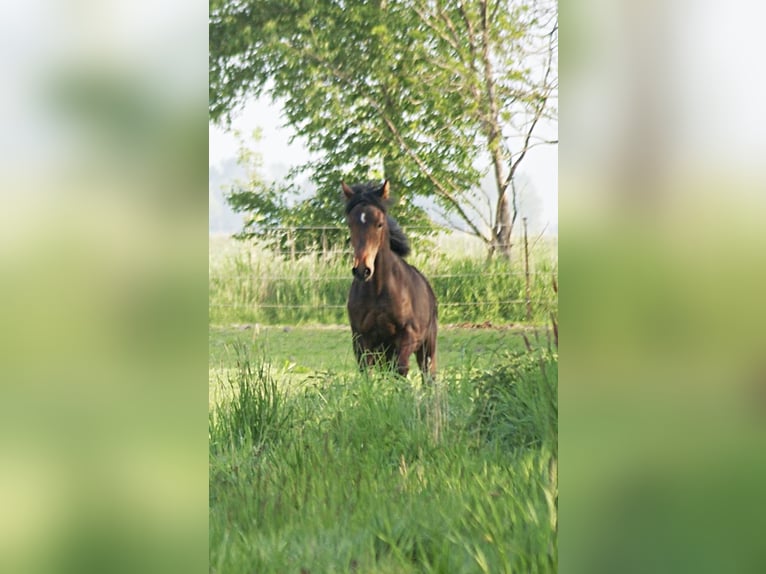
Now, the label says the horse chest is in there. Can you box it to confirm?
[359,310,397,338]
[348,292,401,338]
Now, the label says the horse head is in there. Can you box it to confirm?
[342,180,390,282]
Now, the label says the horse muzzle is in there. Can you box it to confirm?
[352,264,373,281]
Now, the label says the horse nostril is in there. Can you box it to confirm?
[352,266,371,280]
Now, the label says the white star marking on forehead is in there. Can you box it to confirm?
[360,212,366,224]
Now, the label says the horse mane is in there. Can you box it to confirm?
[344,181,411,257]
[386,215,411,257]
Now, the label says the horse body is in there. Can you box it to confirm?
[343,180,437,379]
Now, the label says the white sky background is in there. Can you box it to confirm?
[209,96,558,233]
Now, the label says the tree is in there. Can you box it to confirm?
[210,0,557,258]
[224,130,435,257]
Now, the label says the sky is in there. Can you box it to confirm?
[209,96,558,233]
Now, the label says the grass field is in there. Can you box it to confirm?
[209,234,558,573]
[209,325,557,573]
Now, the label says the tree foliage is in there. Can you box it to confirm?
[224,130,434,256]
[210,0,557,257]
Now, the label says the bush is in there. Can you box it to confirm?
[468,348,558,452]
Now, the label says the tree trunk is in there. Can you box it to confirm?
[479,0,515,262]
[492,190,513,260]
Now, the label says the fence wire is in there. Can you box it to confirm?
[210,299,553,309]
[210,228,558,323]
[213,271,557,281]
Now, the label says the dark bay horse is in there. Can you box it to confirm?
[342,180,437,380]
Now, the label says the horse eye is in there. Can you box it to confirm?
[377,222,383,228]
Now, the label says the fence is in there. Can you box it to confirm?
[209,223,558,326]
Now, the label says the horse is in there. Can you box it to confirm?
[342,180,438,381]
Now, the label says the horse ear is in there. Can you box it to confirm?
[379,180,390,200]
[341,181,354,200]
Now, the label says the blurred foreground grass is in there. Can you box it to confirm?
[560,182,766,572]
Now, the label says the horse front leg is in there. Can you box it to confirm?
[396,336,418,377]
[416,337,437,384]
[352,331,369,372]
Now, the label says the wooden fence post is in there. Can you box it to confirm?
[523,217,532,322]
[288,228,296,261]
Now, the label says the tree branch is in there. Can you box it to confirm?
[504,18,557,189]
[374,104,488,242]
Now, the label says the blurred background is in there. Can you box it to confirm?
[562,0,766,572]
[0,1,208,573]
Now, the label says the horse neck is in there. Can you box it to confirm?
[372,228,401,293]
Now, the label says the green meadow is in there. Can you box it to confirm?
[209,236,558,573]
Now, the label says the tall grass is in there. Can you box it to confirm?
[209,349,294,452]
[209,234,558,325]
[209,344,558,573]
[468,349,558,453]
